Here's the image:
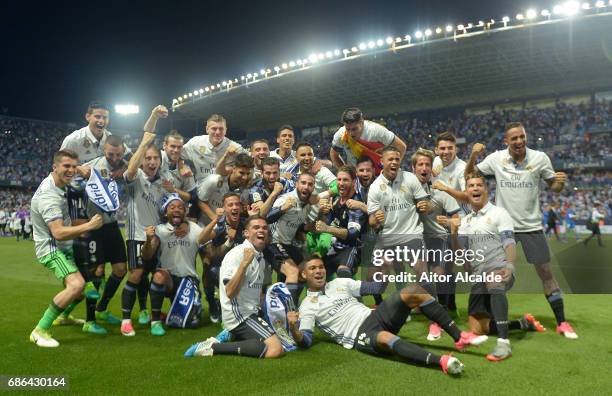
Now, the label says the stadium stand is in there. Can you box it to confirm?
[0,99,610,224]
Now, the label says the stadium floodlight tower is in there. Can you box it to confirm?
[115,104,139,115]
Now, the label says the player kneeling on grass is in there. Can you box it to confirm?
[185,216,284,359]
[287,256,491,375]
[449,172,545,362]
[140,194,207,336]
[29,150,104,347]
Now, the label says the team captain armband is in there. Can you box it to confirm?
[500,230,516,248]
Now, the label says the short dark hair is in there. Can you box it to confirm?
[250,139,269,150]
[245,214,267,229]
[87,101,110,114]
[277,124,294,137]
[356,156,375,168]
[299,253,324,272]
[53,149,79,164]
[298,172,315,182]
[222,192,241,204]
[261,156,280,168]
[234,153,255,169]
[337,165,356,180]
[295,142,312,152]
[436,132,456,146]
[381,145,400,155]
[164,130,184,144]
[105,135,124,147]
[341,107,363,124]
[505,122,524,133]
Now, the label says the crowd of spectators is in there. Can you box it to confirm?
[0,99,610,224]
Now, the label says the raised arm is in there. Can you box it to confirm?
[224,248,255,299]
[143,105,168,133]
[465,142,486,176]
[125,132,156,182]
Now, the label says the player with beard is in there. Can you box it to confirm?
[120,131,168,336]
[185,216,285,359]
[181,114,248,184]
[314,165,367,279]
[288,256,493,375]
[295,142,336,195]
[141,194,207,336]
[412,148,460,341]
[248,157,295,217]
[266,173,319,305]
[29,150,104,347]
[465,122,577,339]
[197,153,254,224]
[449,173,545,361]
[330,108,406,171]
[70,135,129,331]
[197,193,246,323]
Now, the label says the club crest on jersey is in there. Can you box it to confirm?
[100,169,108,178]
[400,186,407,193]
[217,179,224,188]
[357,332,370,346]
[199,146,207,155]
[380,184,387,192]
[84,140,90,148]
[310,296,318,303]
[252,192,262,202]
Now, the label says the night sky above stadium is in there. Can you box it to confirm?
[2,0,523,125]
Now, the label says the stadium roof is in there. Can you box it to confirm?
[172,9,612,132]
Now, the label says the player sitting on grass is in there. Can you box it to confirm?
[449,172,545,362]
[286,256,491,375]
[184,215,285,359]
[29,150,104,347]
[141,193,207,336]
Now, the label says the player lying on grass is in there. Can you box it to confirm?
[286,256,491,375]
[141,193,208,336]
[448,172,546,362]
[30,150,104,347]
[184,216,285,359]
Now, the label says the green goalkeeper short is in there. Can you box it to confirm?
[39,250,78,280]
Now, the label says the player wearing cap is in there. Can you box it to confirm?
[465,122,577,339]
[184,215,285,359]
[141,194,207,336]
[288,256,492,375]
[330,107,406,171]
[29,150,104,347]
[450,172,545,361]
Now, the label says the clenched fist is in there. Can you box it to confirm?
[471,142,486,157]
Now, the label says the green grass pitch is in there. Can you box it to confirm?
[1,235,611,395]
